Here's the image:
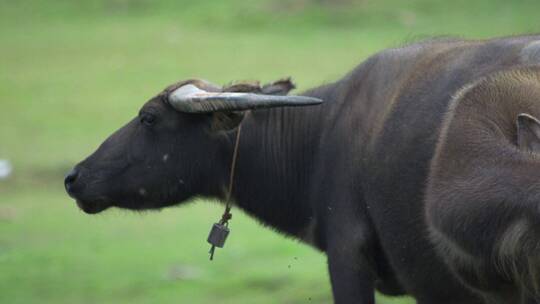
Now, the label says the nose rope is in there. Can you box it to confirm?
[208,123,242,260]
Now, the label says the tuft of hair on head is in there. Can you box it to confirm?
[222,80,261,93]
[222,78,296,96]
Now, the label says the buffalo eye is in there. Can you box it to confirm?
[140,112,156,126]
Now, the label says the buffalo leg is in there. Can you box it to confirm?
[325,203,377,304]
[327,251,375,304]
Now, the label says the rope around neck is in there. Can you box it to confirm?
[223,123,242,222]
[208,124,242,260]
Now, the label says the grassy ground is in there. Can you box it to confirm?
[1,0,540,303]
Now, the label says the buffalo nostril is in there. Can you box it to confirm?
[64,168,79,193]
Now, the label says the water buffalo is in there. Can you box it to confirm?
[66,35,540,303]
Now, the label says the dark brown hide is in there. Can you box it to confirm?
[67,36,540,304]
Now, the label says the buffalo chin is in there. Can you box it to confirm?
[76,200,110,214]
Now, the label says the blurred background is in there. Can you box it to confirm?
[1,0,540,303]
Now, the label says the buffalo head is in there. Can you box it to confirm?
[65,78,322,214]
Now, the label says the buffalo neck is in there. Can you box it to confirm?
[229,88,330,240]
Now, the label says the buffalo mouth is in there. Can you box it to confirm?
[75,199,110,214]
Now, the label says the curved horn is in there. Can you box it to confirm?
[168,84,323,113]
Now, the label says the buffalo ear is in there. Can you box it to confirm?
[211,112,245,132]
[517,113,540,152]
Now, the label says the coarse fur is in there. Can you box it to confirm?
[426,67,540,303]
[66,35,540,303]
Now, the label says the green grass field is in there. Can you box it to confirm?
[1,0,540,303]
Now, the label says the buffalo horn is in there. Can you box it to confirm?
[168,84,323,113]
